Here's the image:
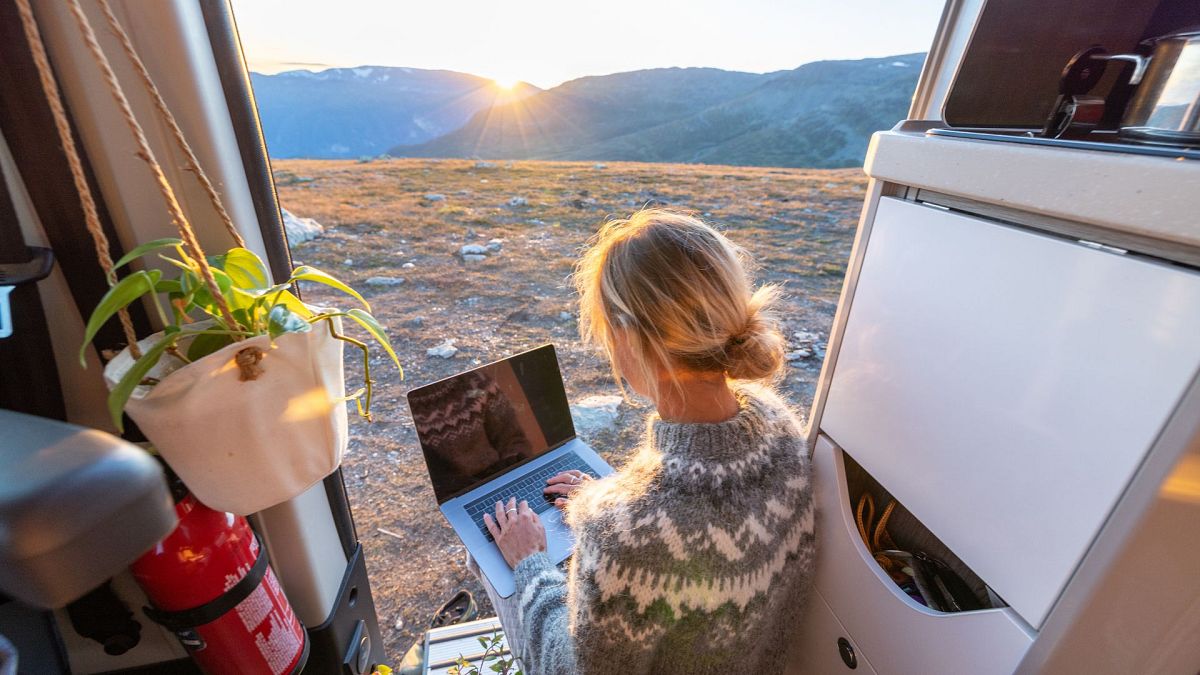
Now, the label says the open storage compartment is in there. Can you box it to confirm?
[841,451,1004,615]
[795,435,1035,675]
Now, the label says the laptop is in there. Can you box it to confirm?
[406,344,614,598]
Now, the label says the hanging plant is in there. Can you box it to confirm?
[80,239,400,431]
[15,0,403,515]
[75,240,402,515]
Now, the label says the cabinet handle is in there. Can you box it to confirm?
[838,637,858,669]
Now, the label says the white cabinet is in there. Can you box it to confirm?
[820,197,1200,627]
[787,590,877,675]
[804,436,1034,675]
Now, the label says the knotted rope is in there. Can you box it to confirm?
[14,0,142,357]
[61,0,241,336]
[94,0,245,249]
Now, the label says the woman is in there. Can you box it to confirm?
[477,209,815,674]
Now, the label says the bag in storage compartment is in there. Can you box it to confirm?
[846,451,1001,613]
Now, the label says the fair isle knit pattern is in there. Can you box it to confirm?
[512,382,815,675]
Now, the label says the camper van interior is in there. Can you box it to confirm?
[1,0,1198,673]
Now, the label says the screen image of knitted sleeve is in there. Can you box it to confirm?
[483,383,532,467]
[410,370,535,497]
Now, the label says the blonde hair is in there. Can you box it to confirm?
[573,208,784,402]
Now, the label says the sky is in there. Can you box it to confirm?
[232,0,945,89]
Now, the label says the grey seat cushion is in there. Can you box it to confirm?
[0,410,176,609]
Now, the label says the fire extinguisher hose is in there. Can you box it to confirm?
[141,534,273,632]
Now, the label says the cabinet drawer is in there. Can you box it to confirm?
[808,436,1034,675]
[822,197,1200,627]
[787,589,876,675]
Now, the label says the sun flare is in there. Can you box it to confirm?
[493,77,519,90]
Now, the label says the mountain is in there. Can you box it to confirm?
[390,54,924,168]
[249,66,540,158]
[389,68,769,160]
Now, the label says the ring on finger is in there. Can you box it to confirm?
[570,475,581,484]
[506,508,518,515]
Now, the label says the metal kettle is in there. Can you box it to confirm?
[1046,30,1200,145]
[1120,30,1200,144]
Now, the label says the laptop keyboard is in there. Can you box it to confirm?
[465,452,599,541]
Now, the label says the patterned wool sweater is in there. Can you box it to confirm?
[513,382,815,675]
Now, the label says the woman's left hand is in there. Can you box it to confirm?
[483,497,547,569]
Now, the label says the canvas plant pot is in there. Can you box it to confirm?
[103,317,349,515]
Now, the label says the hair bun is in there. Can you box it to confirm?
[725,288,785,381]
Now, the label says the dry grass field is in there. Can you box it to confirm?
[273,157,866,659]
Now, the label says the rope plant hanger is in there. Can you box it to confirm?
[16,0,402,516]
[16,0,264,377]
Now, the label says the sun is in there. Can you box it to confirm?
[493,77,519,90]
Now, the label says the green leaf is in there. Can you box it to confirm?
[271,289,313,318]
[344,308,401,374]
[184,268,235,317]
[267,305,312,339]
[113,238,182,270]
[185,331,234,362]
[490,662,505,672]
[289,265,370,311]
[218,247,270,290]
[154,279,182,294]
[79,269,161,367]
[158,254,195,274]
[107,327,180,431]
[477,637,489,649]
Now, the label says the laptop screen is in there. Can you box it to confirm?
[407,344,576,503]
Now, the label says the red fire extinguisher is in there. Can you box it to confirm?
[130,494,308,674]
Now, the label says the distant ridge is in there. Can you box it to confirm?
[389,53,925,168]
[250,66,540,158]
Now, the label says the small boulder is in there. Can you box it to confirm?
[281,208,324,247]
[460,244,489,260]
[427,340,457,358]
[486,238,503,253]
[365,276,405,287]
[424,193,446,202]
[406,316,425,328]
[462,254,487,262]
[474,161,497,169]
[558,311,573,322]
[571,394,623,438]
[507,196,528,207]
[593,163,607,170]
[785,349,813,362]
[402,262,415,269]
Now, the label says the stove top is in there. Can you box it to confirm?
[929,128,1200,161]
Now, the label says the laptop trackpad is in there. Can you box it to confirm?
[542,507,575,563]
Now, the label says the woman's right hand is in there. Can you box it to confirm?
[544,470,592,509]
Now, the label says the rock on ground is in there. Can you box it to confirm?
[786,349,813,362]
[426,340,457,358]
[281,208,324,247]
[424,193,446,202]
[365,276,405,287]
[571,394,623,438]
